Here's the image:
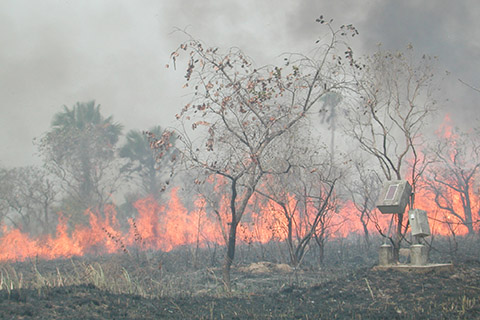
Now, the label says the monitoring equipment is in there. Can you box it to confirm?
[376,180,412,214]
[408,209,431,237]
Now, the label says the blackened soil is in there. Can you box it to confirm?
[1,263,480,319]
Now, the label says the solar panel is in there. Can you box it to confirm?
[384,184,399,201]
[376,180,412,214]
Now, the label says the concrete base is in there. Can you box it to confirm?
[372,263,454,274]
[410,244,428,265]
[378,244,394,266]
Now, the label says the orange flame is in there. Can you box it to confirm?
[0,181,475,262]
[0,115,478,262]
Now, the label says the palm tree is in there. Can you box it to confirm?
[51,101,122,145]
[40,101,123,219]
[119,126,175,199]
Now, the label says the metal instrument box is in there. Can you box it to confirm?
[408,209,431,237]
[376,180,412,214]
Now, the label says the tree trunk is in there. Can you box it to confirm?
[222,218,238,292]
[315,236,325,266]
[43,201,50,234]
[392,213,403,263]
[360,210,370,249]
[463,191,475,235]
[286,217,296,266]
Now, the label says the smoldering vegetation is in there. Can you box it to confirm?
[1,235,479,319]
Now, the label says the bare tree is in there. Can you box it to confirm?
[156,19,358,290]
[257,159,339,267]
[425,126,480,235]
[299,170,338,266]
[345,45,439,262]
[344,159,382,249]
[0,166,57,235]
[0,168,10,227]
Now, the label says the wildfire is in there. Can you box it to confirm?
[0,115,477,262]
[0,181,474,263]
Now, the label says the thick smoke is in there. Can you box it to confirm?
[359,0,480,126]
[1,0,479,167]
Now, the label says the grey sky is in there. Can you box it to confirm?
[1,0,479,168]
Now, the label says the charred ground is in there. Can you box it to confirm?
[1,238,479,319]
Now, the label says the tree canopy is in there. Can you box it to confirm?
[38,101,124,220]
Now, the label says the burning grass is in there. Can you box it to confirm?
[0,189,475,264]
[0,168,478,318]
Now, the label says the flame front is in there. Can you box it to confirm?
[0,183,474,262]
[0,116,478,262]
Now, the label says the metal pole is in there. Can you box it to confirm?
[384,214,394,245]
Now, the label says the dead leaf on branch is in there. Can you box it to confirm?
[192,121,211,130]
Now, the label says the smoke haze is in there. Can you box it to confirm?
[1,0,478,167]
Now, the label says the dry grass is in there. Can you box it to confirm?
[1,237,480,319]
